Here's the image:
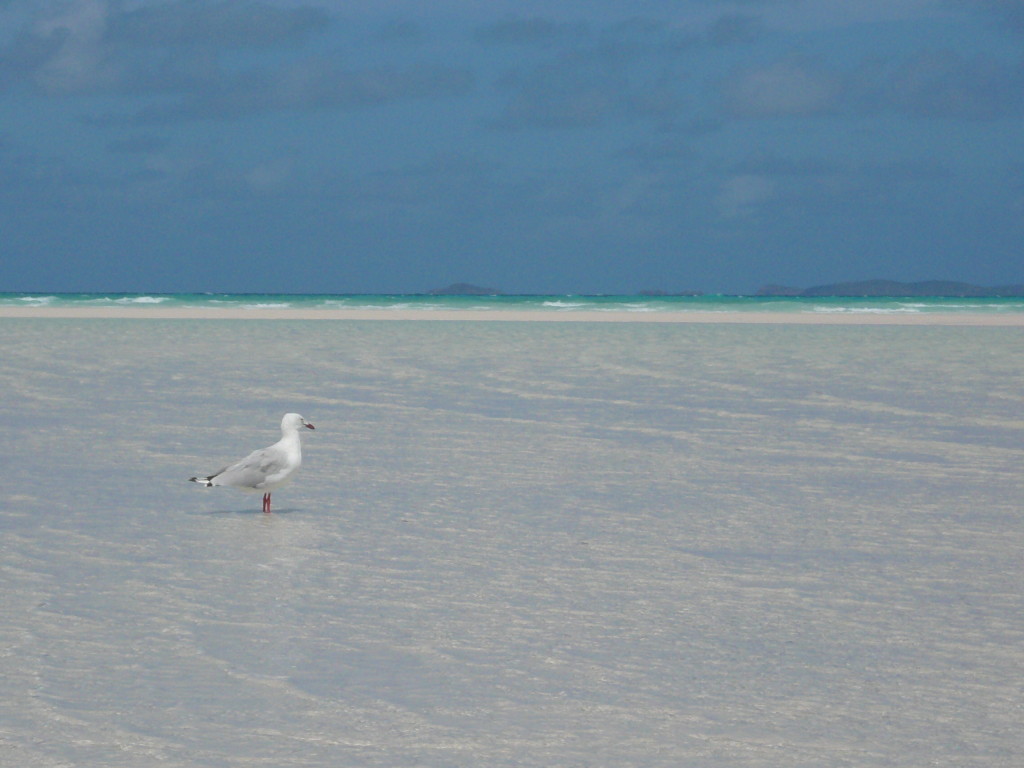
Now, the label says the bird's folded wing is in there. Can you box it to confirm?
[218,447,287,488]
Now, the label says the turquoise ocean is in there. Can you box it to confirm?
[4,291,1024,315]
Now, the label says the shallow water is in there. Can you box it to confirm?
[4,290,1024,316]
[2,319,1022,766]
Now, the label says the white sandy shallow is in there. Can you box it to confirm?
[1,305,1023,324]
[2,319,1022,767]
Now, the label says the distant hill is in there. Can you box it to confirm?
[757,280,1024,298]
[426,283,503,296]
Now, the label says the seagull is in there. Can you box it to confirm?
[190,413,315,513]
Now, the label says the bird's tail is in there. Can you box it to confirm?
[189,476,215,487]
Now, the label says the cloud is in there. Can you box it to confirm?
[21,0,117,93]
[952,0,1024,35]
[138,60,473,122]
[721,56,842,117]
[720,49,1024,121]
[0,0,330,95]
[375,20,426,45]
[353,155,502,217]
[715,173,776,219]
[106,134,169,154]
[109,0,329,50]
[0,0,472,120]
[844,49,1024,120]
[475,16,585,47]
[731,151,841,178]
[703,150,957,231]
[492,62,683,129]
[489,20,687,129]
[707,13,766,46]
[878,50,1024,120]
[714,150,839,220]
[243,157,297,194]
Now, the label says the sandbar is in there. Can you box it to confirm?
[1,306,1023,325]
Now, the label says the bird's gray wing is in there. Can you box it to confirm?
[214,446,287,490]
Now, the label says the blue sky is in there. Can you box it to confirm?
[1,0,1021,294]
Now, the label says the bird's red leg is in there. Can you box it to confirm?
[263,493,271,513]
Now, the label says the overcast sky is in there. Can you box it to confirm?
[1,0,1022,294]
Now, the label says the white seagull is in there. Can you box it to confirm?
[190,413,315,513]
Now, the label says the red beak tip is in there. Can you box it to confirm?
[306,424,315,430]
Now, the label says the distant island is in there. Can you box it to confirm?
[424,279,1023,298]
[757,280,1024,298]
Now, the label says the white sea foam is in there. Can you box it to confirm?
[114,295,169,304]
[389,302,446,310]
[542,300,586,309]
[811,305,923,314]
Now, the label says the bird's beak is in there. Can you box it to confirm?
[305,422,315,430]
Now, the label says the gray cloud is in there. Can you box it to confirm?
[0,0,330,95]
[845,49,1024,120]
[708,13,766,46]
[484,12,782,131]
[492,58,683,129]
[879,50,1024,120]
[489,20,688,130]
[0,0,473,120]
[375,20,427,45]
[953,0,1024,35]
[4,0,121,93]
[721,56,842,118]
[106,134,170,154]
[109,0,329,50]
[137,60,472,122]
[475,17,585,47]
[721,152,949,209]
[731,151,842,178]
[0,25,65,90]
[721,49,1024,121]
[353,155,503,219]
